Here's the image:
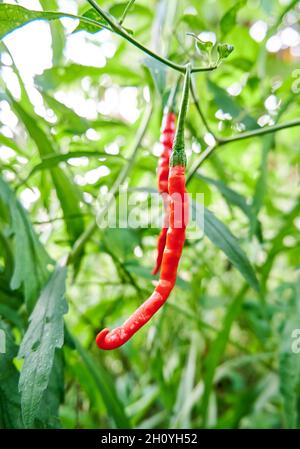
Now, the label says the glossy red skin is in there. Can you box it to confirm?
[96,165,189,350]
[152,112,176,275]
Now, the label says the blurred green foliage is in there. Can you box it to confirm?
[0,0,300,429]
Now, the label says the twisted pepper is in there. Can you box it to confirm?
[96,64,191,350]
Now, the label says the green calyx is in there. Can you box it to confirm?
[171,63,191,167]
[170,145,187,167]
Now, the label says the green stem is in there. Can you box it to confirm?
[67,102,152,265]
[190,78,218,141]
[218,119,300,145]
[86,0,217,74]
[187,118,300,183]
[119,0,136,25]
[170,63,191,167]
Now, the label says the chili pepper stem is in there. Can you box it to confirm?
[170,63,191,167]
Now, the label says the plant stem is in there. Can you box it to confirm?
[171,63,191,166]
[119,0,136,25]
[86,0,217,74]
[187,118,300,184]
[67,102,153,265]
[219,119,300,145]
[190,78,218,141]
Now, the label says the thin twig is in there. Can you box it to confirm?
[187,118,300,184]
[86,0,217,74]
[190,78,218,140]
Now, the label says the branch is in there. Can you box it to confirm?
[218,119,300,145]
[187,118,300,184]
[190,78,218,140]
[86,0,217,74]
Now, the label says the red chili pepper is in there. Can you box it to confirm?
[152,111,176,276]
[96,64,191,350]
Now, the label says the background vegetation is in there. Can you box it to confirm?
[0,0,300,429]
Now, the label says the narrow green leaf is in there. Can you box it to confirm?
[250,135,274,239]
[23,151,123,184]
[10,99,84,244]
[18,265,68,428]
[143,57,166,97]
[193,202,259,291]
[197,173,252,219]
[279,278,300,429]
[35,63,142,90]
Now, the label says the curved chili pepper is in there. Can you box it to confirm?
[152,111,176,276]
[96,64,191,350]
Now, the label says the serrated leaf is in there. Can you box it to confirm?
[207,80,258,130]
[197,173,252,219]
[18,265,68,428]
[0,176,51,311]
[0,320,24,428]
[10,99,84,245]
[193,202,259,291]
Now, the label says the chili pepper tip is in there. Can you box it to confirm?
[96,328,111,349]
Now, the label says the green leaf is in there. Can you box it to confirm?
[0,134,25,156]
[143,57,166,97]
[250,135,273,238]
[73,8,110,34]
[35,62,142,90]
[10,99,85,244]
[39,0,65,65]
[193,202,259,291]
[23,151,123,184]
[180,13,205,31]
[18,265,68,428]
[207,80,258,130]
[217,43,234,60]
[279,279,300,429]
[36,350,64,428]
[220,0,246,37]
[0,4,109,41]
[197,173,252,219]
[0,320,24,428]
[0,176,51,311]
[0,4,66,40]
